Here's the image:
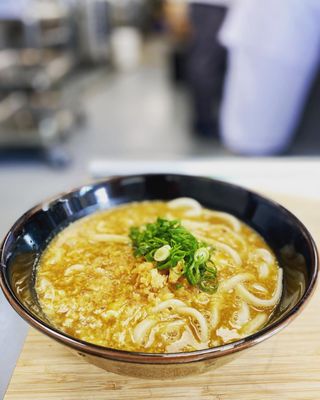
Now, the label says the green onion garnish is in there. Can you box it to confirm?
[129,218,218,293]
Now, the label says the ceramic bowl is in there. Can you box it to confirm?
[0,174,318,378]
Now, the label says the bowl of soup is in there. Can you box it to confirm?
[0,174,318,379]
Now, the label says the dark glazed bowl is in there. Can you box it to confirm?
[0,174,318,379]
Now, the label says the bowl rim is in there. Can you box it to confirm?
[0,173,318,364]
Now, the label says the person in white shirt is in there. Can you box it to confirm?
[219,0,320,155]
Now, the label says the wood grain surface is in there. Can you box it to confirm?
[5,192,320,400]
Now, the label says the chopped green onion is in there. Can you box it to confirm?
[129,218,218,293]
[194,247,210,264]
[154,244,171,262]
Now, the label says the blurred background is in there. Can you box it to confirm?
[0,0,319,216]
[0,0,319,166]
[1,1,320,393]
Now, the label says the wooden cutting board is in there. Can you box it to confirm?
[5,193,320,400]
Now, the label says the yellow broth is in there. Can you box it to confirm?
[35,200,282,353]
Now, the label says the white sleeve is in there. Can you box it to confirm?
[219,0,320,155]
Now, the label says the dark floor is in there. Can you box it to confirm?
[291,66,320,155]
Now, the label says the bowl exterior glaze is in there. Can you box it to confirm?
[0,174,318,379]
[74,348,240,379]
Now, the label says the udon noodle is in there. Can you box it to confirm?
[35,198,282,353]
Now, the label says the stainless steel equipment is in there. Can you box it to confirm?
[76,0,111,63]
[0,0,83,167]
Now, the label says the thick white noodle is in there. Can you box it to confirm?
[176,306,208,342]
[208,241,242,267]
[203,210,241,232]
[166,326,208,352]
[181,219,212,231]
[210,302,220,329]
[152,299,186,313]
[216,327,240,342]
[182,220,247,248]
[185,209,202,217]
[255,248,274,264]
[241,313,267,335]
[153,299,209,344]
[253,248,275,279]
[251,283,268,293]
[101,310,119,320]
[236,268,283,307]
[150,299,208,348]
[259,263,270,279]
[91,234,131,244]
[146,321,187,349]
[64,264,85,276]
[133,319,156,344]
[144,326,157,348]
[233,301,250,327]
[195,235,242,267]
[167,197,202,217]
[210,225,247,248]
[218,273,254,293]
